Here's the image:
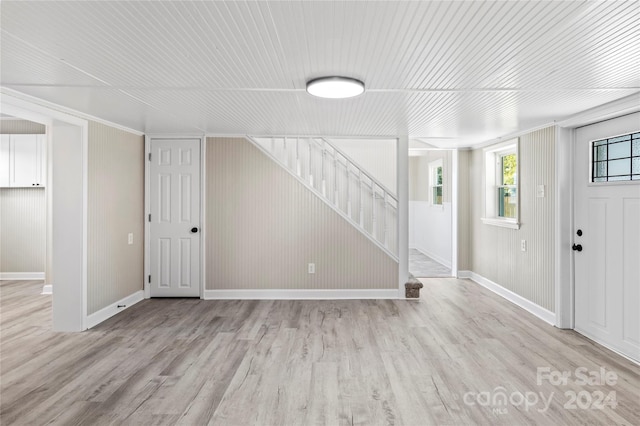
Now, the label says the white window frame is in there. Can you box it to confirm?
[481,138,520,229]
[428,159,443,207]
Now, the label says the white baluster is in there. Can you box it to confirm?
[334,151,338,207]
[296,137,301,177]
[320,139,326,196]
[346,161,351,217]
[383,191,388,247]
[309,139,314,187]
[358,170,363,227]
[283,136,288,169]
[372,182,377,239]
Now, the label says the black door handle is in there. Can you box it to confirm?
[572,244,582,252]
[191,227,199,233]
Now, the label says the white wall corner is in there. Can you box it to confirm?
[458,270,556,326]
[397,135,409,297]
[204,289,399,300]
[451,149,459,276]
[84,290,144,330]
[555,126,574,329]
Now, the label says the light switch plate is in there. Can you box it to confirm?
[537,185,545,198]
[128,233,134,245]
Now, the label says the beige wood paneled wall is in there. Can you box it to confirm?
[206,137,398,290]
[0,188,45,273]
[0,119,45,134]
[465,126,556,311]
[456,150,471,271]
[87,121,144,314]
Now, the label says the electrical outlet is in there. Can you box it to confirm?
[521,239,526,252]
[308,263,315,274]
[128,233,134,245]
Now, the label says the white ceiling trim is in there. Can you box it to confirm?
[0,88,145,136]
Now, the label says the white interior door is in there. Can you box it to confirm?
[574,113,640,362]
[150,138,201,297]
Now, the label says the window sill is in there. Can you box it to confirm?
[481,217,520,230]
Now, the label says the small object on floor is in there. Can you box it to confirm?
[405,275,423,299]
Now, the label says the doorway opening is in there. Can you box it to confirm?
[2,92,88,331]
[408,146,455,278]
[0,115,47,286]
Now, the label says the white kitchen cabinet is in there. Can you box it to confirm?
[0,134,46,188]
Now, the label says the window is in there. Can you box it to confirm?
[482,138,520,229]
[591,132,640,182]
[498,152,517,218]
[429,159,443,206]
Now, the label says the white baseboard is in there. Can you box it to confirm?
[411,246,452,270]
[0,272,45,280]
[204,289,399,300]
[574,327,640,366]
[41,284,52,295]
[458,270,556,326]
[84,290,144,330]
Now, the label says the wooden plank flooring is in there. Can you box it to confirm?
[1,279,639,425]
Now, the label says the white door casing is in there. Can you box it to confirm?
[574,113,640,362]
[150,138,201,297]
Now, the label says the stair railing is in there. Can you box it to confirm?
[248,136,398,260]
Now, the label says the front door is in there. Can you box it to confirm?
[573,113,640,362]
[150,138,201,297]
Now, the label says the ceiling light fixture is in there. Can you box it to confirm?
[306,76,365,99]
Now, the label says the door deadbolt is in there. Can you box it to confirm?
[191,227,199,233]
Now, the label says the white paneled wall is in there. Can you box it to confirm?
[0,188,45,274]
[206,137,398,291]
[409,151,453,267]
[466,127,556,312]
[87,122,144,315]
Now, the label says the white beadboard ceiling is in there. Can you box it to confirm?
[1,1,638,147]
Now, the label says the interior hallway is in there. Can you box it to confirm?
[1,279,638,425]
[409,248,451,278]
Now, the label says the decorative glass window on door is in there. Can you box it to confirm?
[592,132,640,182]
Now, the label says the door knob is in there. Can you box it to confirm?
[190,227,199,233]
[572,244,583,252]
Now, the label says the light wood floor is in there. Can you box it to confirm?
[1,279,638,425]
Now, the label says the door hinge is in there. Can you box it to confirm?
[148,275,151,284]
[148,214,151,222]
[148,152,152,161]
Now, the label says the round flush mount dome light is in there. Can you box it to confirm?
[306,76,365,99]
